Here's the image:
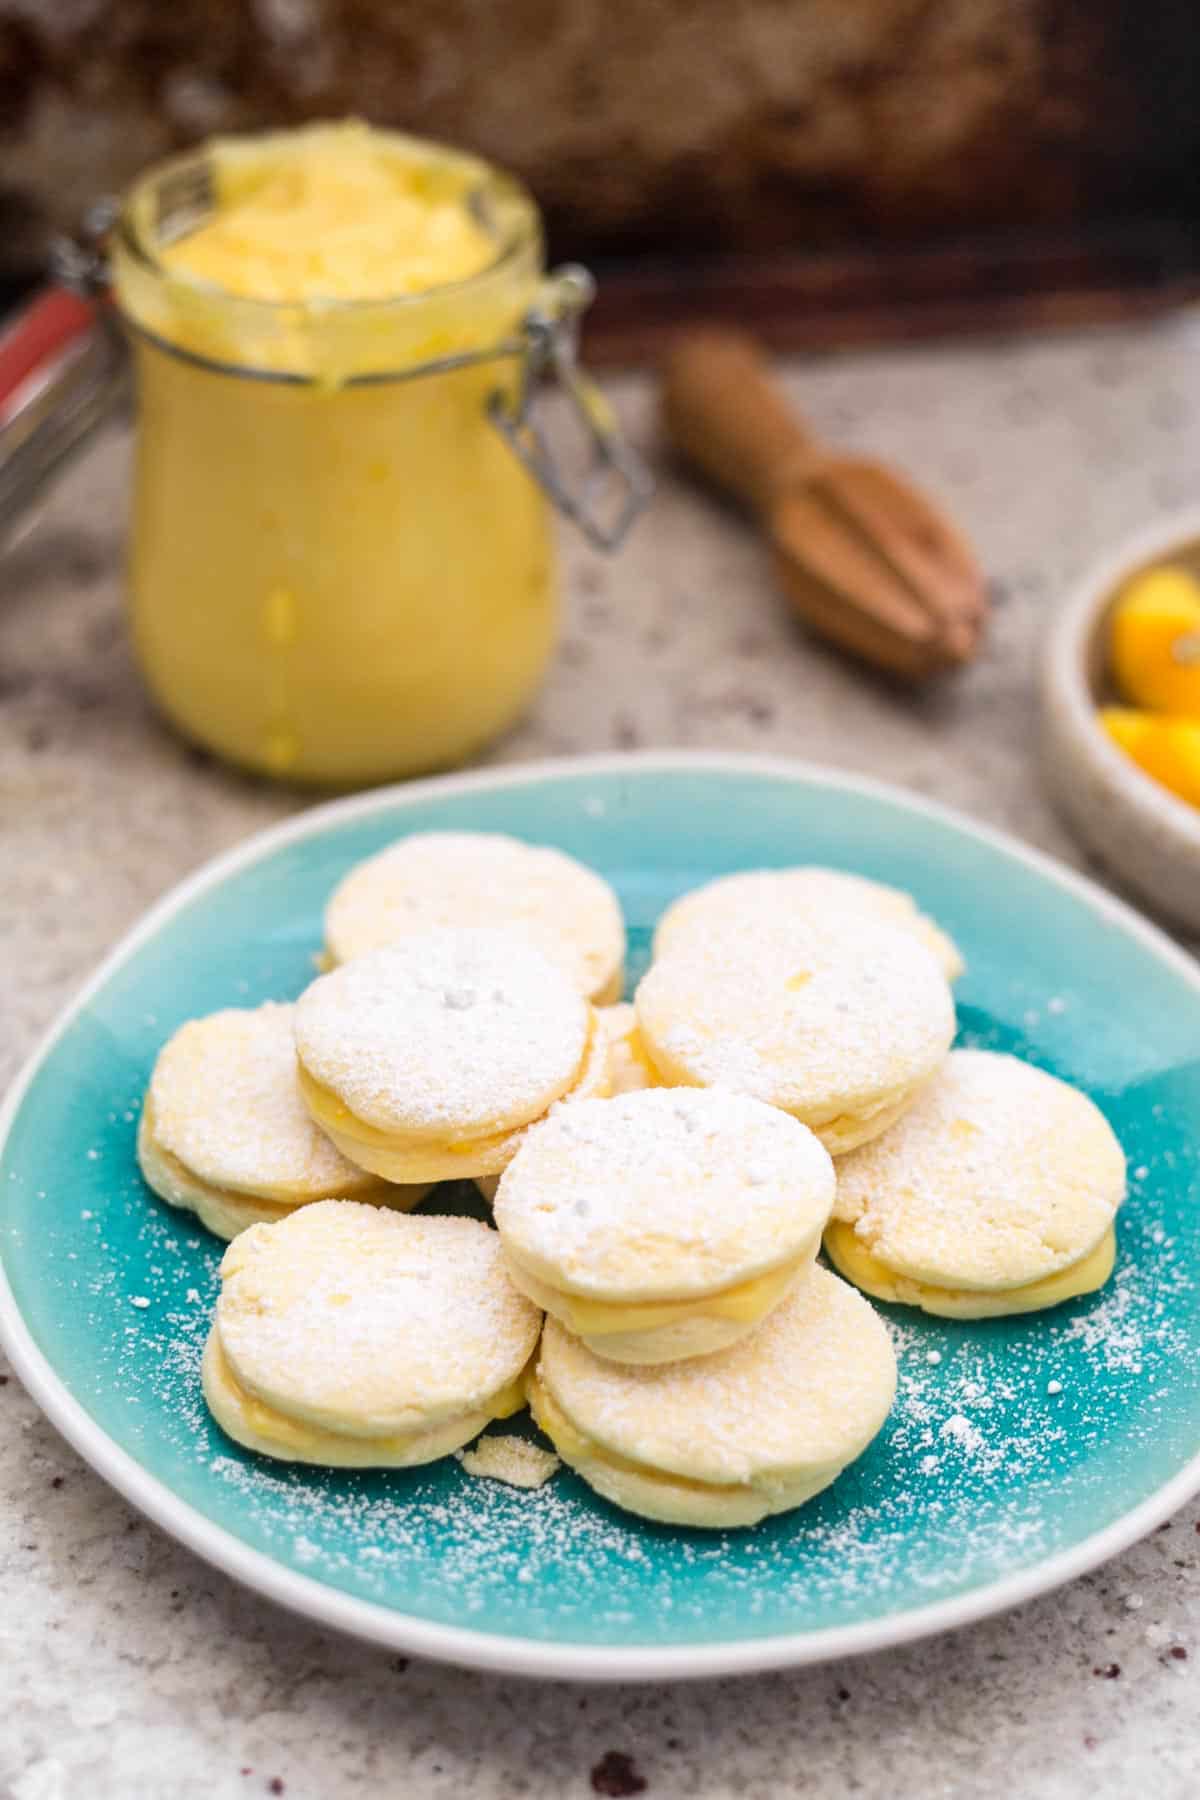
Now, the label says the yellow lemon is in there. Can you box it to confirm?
[1100,707,1200,809]
[1109,566,1200,715]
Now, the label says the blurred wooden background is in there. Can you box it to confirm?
[2,0,1198,356]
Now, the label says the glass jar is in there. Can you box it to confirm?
[0,128,650,785]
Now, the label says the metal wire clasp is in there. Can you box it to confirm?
[0,199,126,543]
[488,265,653,552]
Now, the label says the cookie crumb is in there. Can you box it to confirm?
[461,1435,560,1491]
[590,1751,647,1796]
[1093,1663,1121,1679]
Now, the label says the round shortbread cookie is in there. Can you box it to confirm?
[495,1088,834,1363]
[137,1003,417,1237]
[323,831,625,1003]
[295,929,591,1142]
[634,913,955,1154]
[828,1049,1126,1304]
[654,866,964,980]
[136,1108,426,1242]
[529,1266,896,1527]
[204,1201,542,1466]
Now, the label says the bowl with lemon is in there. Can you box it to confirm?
[1042,514,1200,934]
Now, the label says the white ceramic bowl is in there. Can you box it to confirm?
[1041,512,1200,936]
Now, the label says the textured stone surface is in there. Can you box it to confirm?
[2,315,1200,1795]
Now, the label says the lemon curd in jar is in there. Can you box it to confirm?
[111,122,556,783]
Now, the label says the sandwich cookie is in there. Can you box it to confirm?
[294,928,610,1183]
[137,1002,424,1240]
[635,913,955,1154]
[528,1267,896,1526]
[654,866,963,980]
[322,830,626,1003]
[824,1049,1126,1318]
[202,1201,542,1467]
[495,1088,835,1363]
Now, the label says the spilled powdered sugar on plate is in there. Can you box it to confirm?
[4,781,1200,1659]
[17,1006,1191,1649]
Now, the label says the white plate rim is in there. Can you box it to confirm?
[3,748,1199,1684]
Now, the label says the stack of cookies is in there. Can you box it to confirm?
[137,831,1127,1528]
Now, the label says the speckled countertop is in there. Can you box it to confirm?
[2,318,1200,1800]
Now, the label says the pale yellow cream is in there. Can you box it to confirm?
[204,1332,528,1468]
[527,1370,748,1501]
[526,1368,832,1527]
[506,1249,810,1339]
[112,122,556,784]
[136,1101,420,1242]
[296,1009,610,1183]
[160,121,496,304]
[823,1221,1118,1319]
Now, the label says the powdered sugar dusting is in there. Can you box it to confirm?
[1063,1266,1150,1373]
[494,1088,834,1296]
[323,831,625,1002]
[635,912,955,1122]
[7,819,1200,1654]
[295,931,590,1136]
[147,1002,372,1196]
[653,865,964,980]
[538,1268,896,1485]
[834,1050,1127,1289]
[19,1040,1196,1650]
[216,1203,541,1428]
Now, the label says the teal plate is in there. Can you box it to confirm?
[3,752,1199,1681]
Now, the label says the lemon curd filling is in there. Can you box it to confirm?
[111,121,558,785]
[506,1247,813,1339]
[526,1370,752,1501]
[823,1221,1118,1319]
[638,1047,921,1155]
[297,1011,609,1182]
[136,1102,419,1245]
[138,1097,395,1208]
[526,1370,838,1528]
[813,1089,922,1155]
[160,121,496,305]
[204,1332,529,1466]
